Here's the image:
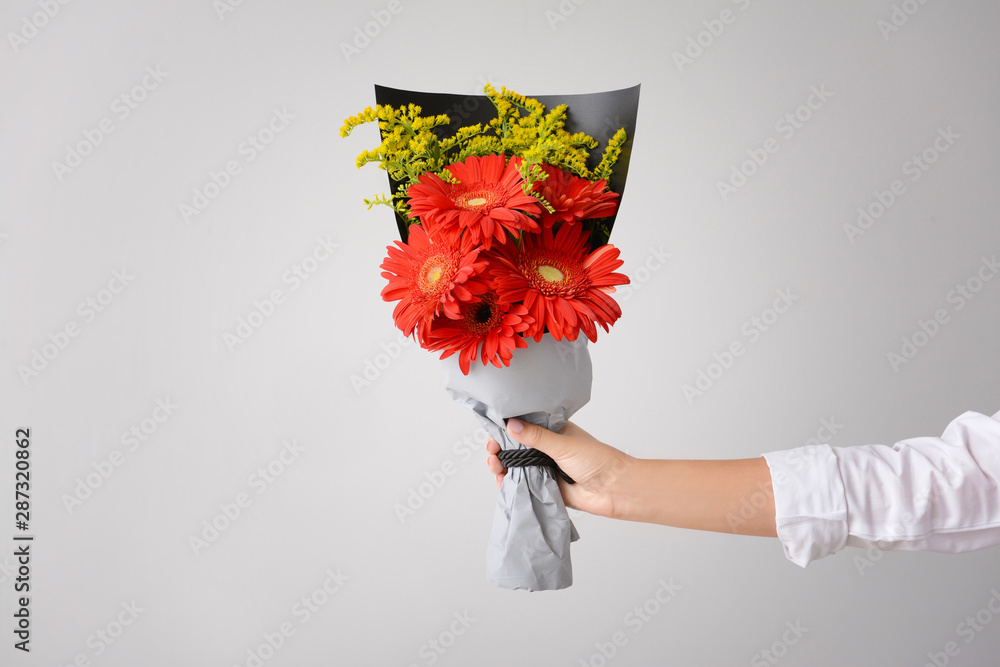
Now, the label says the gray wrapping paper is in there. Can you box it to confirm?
[442,334,592,591]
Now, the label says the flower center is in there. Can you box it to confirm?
[454,185,500,212]
[463,294,502,335]
[522,254,587,297]
[424,263,445,286]
[416,254,457,296]
[471,302,493,324]
[537,264,564,283]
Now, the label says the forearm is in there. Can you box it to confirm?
[612,457,778,537]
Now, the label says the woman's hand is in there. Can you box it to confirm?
[485,418,637,520]
[485,418,777,536]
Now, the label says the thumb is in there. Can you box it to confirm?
[506,418,571,461]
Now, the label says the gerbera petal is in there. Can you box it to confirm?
[481,212,629,344]
[378,225,492,335]
[405,154,541,249]
[422,292,531,375]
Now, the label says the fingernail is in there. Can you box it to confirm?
[507,418,523,435]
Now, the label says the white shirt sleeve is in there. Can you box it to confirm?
[761,408,1000,567]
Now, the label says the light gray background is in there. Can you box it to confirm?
[2,1,999,665]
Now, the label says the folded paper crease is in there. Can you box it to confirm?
[442,334,592,591]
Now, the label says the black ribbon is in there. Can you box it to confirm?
[497,448,575,484]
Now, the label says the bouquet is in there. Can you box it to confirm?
[342,84,639,590]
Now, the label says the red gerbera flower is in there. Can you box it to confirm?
[407,155,541,250]
[424,292,533,375]
[532,163,619,229]
[490,223,629,343]
[380,224,490,339]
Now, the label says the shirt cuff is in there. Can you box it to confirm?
[835,409,1000,554]
[762,444,848,567]
[762,408,1000,567]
